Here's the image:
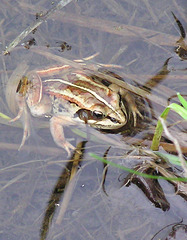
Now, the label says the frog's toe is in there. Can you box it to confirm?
[63,141,75,157]
[132,108,143,127]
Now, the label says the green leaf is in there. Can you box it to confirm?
[154,151,184,166]
[168,103,187,120]
[151,94,187,151]
[177,92,187,110]
[0,112,11,120]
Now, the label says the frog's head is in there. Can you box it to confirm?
[77,103,127,130]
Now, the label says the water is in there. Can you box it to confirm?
[0,0,186,239]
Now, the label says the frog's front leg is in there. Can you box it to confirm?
[122,90,143,126]
[50,115,76,156]
[109,83,143,126]
[10,94,31,150]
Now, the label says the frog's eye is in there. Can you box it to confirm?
[77,109,105,122]
[108,116,119,123]
[92,110,105,120]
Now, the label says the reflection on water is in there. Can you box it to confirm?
[0,0,187,240]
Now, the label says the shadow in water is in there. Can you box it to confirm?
[40,141,87,240]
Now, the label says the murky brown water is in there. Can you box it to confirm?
[0,0,187,240]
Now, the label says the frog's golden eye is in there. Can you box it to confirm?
[92,110,105,120]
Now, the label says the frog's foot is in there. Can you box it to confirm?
[18,113,30,150]
[63,141,76,157]
[9,109,23,123]
[50,116,76,156]
[130,106,143,127]
[10,115,30,150]
[9,94,25,122]
[112,85,143,127]
[122,91,143,126]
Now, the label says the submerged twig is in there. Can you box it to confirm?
[2,0,73,55]
[171,11,186,39]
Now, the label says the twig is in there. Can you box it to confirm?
[2,0,74,55]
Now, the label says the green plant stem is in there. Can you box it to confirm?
[89,153,187,182]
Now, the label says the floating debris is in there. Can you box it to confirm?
[2,0,74,55]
